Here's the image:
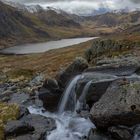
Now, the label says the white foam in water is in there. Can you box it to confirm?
[28,106,95,140]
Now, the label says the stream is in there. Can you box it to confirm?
[27,73,140,140]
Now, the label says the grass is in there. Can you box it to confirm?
[0,103,19,140]
[0,40,94,81]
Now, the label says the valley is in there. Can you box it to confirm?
[0,0,140,140]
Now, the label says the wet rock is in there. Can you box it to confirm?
[56,57,88,88]
[108,126,132,140]
[85,65,139,76]
[88,129,112,140]
[5,121,34,136]
[76,72,116,108]
[38,78,62,111]
[18,106,30,119]
[90,77,140,129]
[5,114,56,140]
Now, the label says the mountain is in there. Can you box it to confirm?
[0,1,85,49]
[34,7,81,27]
[125,24,140,33]
[0,1,51,48]
[1,0,82,25]
[84,11,140,27]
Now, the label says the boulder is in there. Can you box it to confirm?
[5,121,34,136]
[5,114,56,140]
[90,77,140,129]
[56,57,88,89]
[38,78,62,111]
[108,126,132,140]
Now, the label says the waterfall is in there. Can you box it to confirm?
[58,75,82,113]
[28,74,96,140]
[76,80,92,112]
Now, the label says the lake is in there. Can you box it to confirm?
[0,37,97,54]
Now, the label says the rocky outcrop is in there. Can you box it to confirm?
[85,65,139,76]
[5,114,56,140]
[56,57,88,89]
[90,77,140,129]
[38,78,62,111]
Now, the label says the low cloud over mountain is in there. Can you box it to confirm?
[5,0,140,15]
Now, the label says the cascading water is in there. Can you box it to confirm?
[27,73,140,140]
[76,80,93,112]
[58,75,82,113]
[28,74,95,140]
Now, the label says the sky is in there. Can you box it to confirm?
[7,0,140,15]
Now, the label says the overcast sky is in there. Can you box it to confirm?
[7,0,140,15]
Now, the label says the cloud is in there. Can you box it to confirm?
[6,0,140,15]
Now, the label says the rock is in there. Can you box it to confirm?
[14,134,33,140]
[90,77,140,129]
[8,93,30,106]
[0,90,13,102]
[43,78,59,90]
[5,121,34,136]
[95,54,140,68]
[88,129,111,140]
[38,78,62,111]
[18,106,30,119]
[76,72,117,108]
[22,114,56,131]
[56,57,88,88]
[5,114,56,140]
[108,126,132,140]
[85,65,139,76]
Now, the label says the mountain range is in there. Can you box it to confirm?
[0,0,140,49]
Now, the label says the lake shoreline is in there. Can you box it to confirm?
[0,37,98,55]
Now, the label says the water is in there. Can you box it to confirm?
[27,74,96,140]
[76,81,93,111]
[28,73,140,140]
[0,37,97,54]
[58,75,82,113]
[134,134,140,140]
[28,106,95,140]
